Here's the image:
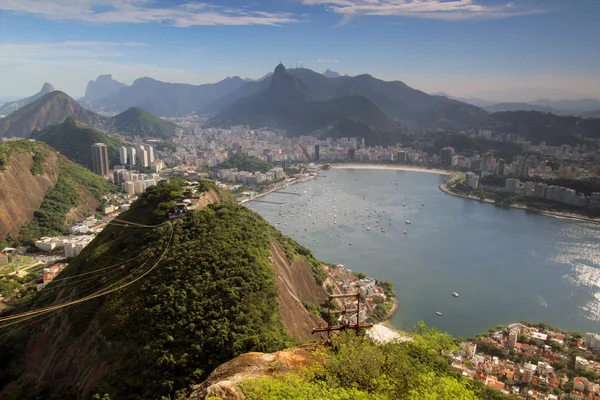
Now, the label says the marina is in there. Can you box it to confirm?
[247,167,600,337]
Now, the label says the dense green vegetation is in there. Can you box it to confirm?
[239,326,517,400]
[219,155,273,173]
[112,107,177,139]
[0,140,40,172]
[0,181,335,400]
[18,172,81,240]
[31,117,125,169]
[30,151,46,175]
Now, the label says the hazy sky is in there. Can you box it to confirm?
[1,0,599,101]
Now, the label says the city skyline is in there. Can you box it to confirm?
[1,0,599,101]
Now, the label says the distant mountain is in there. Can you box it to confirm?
[484,102,558,113]
[0,83,55,115]
[529,98,600,113]
[210,67,486,129]
[488,110,600,145]
[93,76,247,116]
[430,92,496,108]
[31,117,125,169]
[581,109,600,119]
[0,91,106,138]
[211,64,395,135]
[112,107,177,139]
[81,74,128,102]
[323,69,341,78]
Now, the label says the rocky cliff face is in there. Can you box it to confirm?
[181,344,324,400]
[0,142,106,239]
[0,151,60,238]
[82,74,127,102]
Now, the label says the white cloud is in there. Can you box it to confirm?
[302,0,552,22]
[316,59,340,63]
[0,0,299,26]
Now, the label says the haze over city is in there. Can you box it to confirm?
[1,0,599,101]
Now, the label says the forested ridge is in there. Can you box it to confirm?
[0,181,324,399]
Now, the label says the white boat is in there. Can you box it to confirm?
[452,292,459,297]
[366,227,371,231]
[403,231,408,234]
[349,243,352,246]
[436,311,443,316]
[405,221,411,224]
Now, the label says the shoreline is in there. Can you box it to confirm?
[439,177,600,225]
[383,298,399,322]
[329,163,450,176]
[239,175,316,204]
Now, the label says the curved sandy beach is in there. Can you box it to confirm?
[329,163,450,176]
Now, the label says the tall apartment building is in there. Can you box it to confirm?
[119,146,128,165]
[91,143,109,176]
[128,147,137,166]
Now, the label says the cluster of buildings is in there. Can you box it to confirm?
[451,323,600,399]
[118,145,157,169]
[33,216,124,258]
[34,235,94,258]
[112,169,161,195]
[217,167,286,185]
[324,264,390,323]
[92,142,163,177]
[38,263,67,290]
[504,178,600,211]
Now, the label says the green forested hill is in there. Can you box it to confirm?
[31,117,125,169]
[0,181,325,399]
[112,107,177,139]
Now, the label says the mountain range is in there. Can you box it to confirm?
[77,67,487,131]
[211,64,397,135]
[0,91,105,138]
[0,90,177,140]
[90,76,248,116]
[0,83,56,115]
[433,92,600,117]
[211,64,488,133]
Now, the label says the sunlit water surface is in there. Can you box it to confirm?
[247,168,600,337]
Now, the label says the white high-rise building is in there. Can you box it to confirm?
[148,146,155,163]
[139,149,149,167]
[119,147,128,165]
[128,147,137,166]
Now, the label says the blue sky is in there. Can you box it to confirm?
[1,0,599,101]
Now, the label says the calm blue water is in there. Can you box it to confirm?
[247,168,600,337]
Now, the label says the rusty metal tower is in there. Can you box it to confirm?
[312,292,373,339]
